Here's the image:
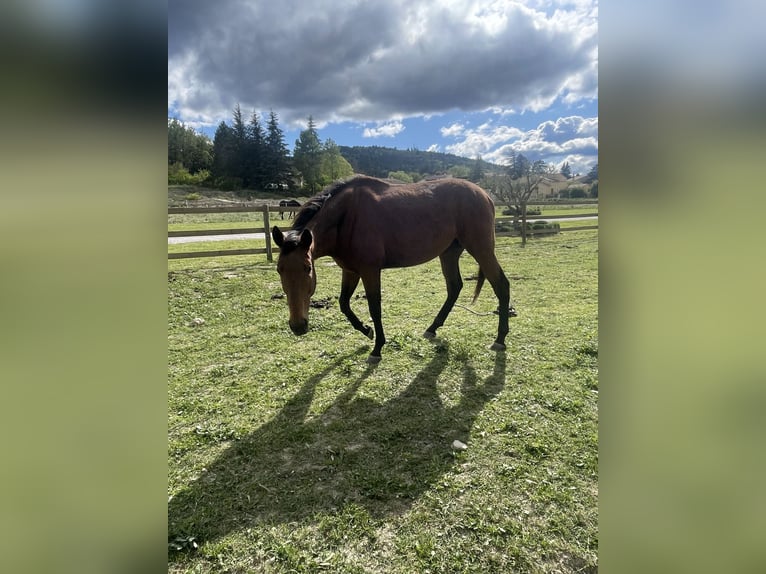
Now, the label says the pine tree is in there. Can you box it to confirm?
[470,155,486,183]
[584,163,598,183]
[211,121,236,181]
[231,104,249,187]
[264,110,292,189]
[246,111,267,190]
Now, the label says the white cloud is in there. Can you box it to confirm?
[168,0,598,127]
[440,123,465,137]
[444,123,525,159]
[446,116,597,172]
[362,120,405,138]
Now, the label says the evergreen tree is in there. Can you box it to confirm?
[264,110,292,189]
[211,121,236,181]
[293,116,323,193]
[231,104,249,187]
[560,161,572,179]
[470,156,486,183]
[584,163,598,183]
[246,111,267,190]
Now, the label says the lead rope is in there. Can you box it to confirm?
[454,303,518,317]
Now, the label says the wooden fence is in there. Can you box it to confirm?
[168,204,291,261]
[168,205,597,261]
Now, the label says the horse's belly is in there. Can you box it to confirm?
[382,239,454,268]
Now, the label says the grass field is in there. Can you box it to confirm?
[168,230,598,573]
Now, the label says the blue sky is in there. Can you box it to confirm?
[169,0,598,175]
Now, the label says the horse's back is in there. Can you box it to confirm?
[335,177,496,268]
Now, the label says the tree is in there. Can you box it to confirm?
[560,161,572,179]
[264,110,293,189]
[448,165,471,179]
[167,118,213,175]
[231,104,250,188]
[470,156,486,183]
[584,163,598,183]
[387,170,413,183]
[211,121,236,183]
[488,151,553,246]
[293,116,323,193]
[246,110,267,190]
[319,138,354,185]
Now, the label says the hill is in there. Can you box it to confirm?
[338,145,500,178]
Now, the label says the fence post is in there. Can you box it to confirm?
[263,205,272,262]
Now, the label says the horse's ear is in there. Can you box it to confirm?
[299,228,313,249]
[271,226,284,247]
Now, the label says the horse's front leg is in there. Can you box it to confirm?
[339,269,374,340]
[361,271,385,364]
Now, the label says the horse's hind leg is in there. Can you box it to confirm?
[466,246,510,350]
[360,270,386,363]
[482,257,510,350]
[339,269,374,340]
[424,240,464,339]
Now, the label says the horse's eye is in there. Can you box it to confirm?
[304,264,312,273]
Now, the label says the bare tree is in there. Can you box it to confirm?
[485,152,553,246]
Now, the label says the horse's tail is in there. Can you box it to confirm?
[471,268,485,304]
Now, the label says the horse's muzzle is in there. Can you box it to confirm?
[289,319,308,336]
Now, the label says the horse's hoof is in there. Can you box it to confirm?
[364,326,374,340]
[367,354,382,364]
[423,330,436,340]
[490,342,506,352]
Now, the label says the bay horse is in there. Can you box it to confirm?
[271,175,511,363]
[278,199,301,220]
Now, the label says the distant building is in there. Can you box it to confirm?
[538,174,591,199]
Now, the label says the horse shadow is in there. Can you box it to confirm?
[168,345,506,547]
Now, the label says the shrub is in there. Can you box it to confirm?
[502,207,541,216]
[168,162,194,185]
[569,187,588,199]
[168,163,212,186]
[214,176,244,191]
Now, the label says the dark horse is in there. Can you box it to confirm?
[271,175,511,363]
[278,199,301,220]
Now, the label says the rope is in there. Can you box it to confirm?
[454,303,518,317]
[454,303,495,316]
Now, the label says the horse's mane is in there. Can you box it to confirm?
[291,175,386,231]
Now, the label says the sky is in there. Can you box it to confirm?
[168,0,598,175]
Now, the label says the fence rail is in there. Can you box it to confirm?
[168,204,281,261]
[168,205,597,261]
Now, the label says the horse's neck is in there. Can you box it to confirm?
[305,204,343,260]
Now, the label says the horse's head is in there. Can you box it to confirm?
[272,227,316,335]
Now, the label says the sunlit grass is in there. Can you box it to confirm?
[168,231,598,573]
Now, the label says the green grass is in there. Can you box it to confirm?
[168,239,267,256]
[168,230,598,573]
